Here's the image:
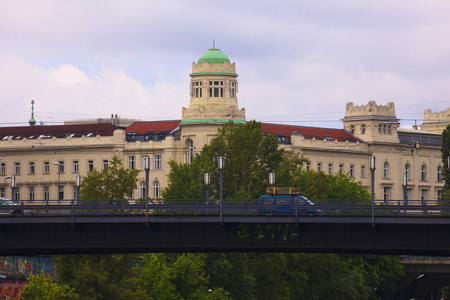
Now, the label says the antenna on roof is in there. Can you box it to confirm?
[213,39,215,48]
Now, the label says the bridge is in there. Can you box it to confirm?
[0,199,449,256]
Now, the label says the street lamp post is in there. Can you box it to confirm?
[369,155,376,224]
[143,156,150,200]
[204,173,210,204]
[53,162,61,205]
[3,176,11,198]
[218,156,224,223]
[76,175,82,204]
[269,172,275,189]
[402,173,408,206]
[11,176,16,201]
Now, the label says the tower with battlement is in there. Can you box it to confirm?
[341,101,400,143]
[421,108,450,133]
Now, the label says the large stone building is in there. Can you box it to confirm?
[0,48,445,203]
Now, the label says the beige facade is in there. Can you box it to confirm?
[421,108,450,133]
[0,48,445,203]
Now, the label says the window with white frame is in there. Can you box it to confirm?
[153,181,160,198]
[350,165,354,177]
[29,162,35,174]
[437,166,442,182]
[15,163,20,174]
[306,162,310,170]
[383,162,389,178]
[405,164,410,180]
[73,161,79,173]
[59,186,64,200]
[88,160,94,172]
[14,187,20,201]
[129,156,136,169]
[328,164,333,174]
[421,189,427,204]
[57,161,64,173]
[103,160,108,169]
[383,187,390,203]
[140,182,146,198]
[187,140,194,163]
[44,186,49,201]
[339,164,344,173]
[361,166,365,178]
[0,188,4,198]
[29,187,35,201]
[44,162,49,173]
[154,155,162,170]
[421,165,427,181]
[0,163,5,175]
[360,124,366,134]
[317,163,322,172]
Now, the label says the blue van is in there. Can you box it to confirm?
[257,195,318,215]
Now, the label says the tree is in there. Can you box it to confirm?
[163,121,307,199]
[135,253,231,300]
[441,124,450,200]
[21,272,77,300]
[80,156,140,201]
[54,156,141,299]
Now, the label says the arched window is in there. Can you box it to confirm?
[140,182,146,198]
[153,181,160,198]
[405,164,410,180]
[421,165,427,181]
[437,166,442,182]
[187,139,194,163]
[383,162,389,178]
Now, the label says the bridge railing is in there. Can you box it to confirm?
[1,199,450,218]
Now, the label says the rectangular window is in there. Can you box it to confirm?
[421,189,427,204]
[29,162,35,174]
[14,187,20,201]
[0,188,4,198]
[317,163,322,172]
[383,187,390,203]
[73,161,79,173]
[59,186,64,201]
[0,163,5,175]
[29,187,35,201]
[350,165,354,177]
[361,166,365,178]
[405,189,410,204]
[103,160,108,169]
[350,125,355,134]
[154,155,162,170]
[437,190,442,201]
[361,124,366,134]
[44,186,49,201]
[88,160,94,172]
[129,156,136,169]
[15,163,20,174]
[339,164,344,173]
[214,88,219,97]
[306,162,310,170]
[44,162,50,173]
[57,161,64,173]
[328,164,333,174]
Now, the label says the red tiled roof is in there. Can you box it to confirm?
[260,123,363,143]
[126,120,181,135]
[0,123,120,140]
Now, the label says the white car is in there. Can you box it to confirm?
[0,197,33,216]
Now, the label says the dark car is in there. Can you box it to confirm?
[0,197,33,216]
[257,195,319,215]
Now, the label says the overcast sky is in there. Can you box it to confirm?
[1,0,450,128]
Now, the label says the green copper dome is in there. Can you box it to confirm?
[197,48,230,64]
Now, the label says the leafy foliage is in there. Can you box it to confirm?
[80,156,139,201]
[441,124,450,200]
[21,272,77,300]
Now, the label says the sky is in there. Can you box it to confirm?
[1,0,450,128]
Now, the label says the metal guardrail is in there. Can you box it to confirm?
[0,199,448,219]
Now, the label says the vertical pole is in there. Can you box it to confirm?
[11,176,16,202]
[76,175,81,205]
[369,156,376,225]
[144,156,150,200]
[218,156,224,223]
